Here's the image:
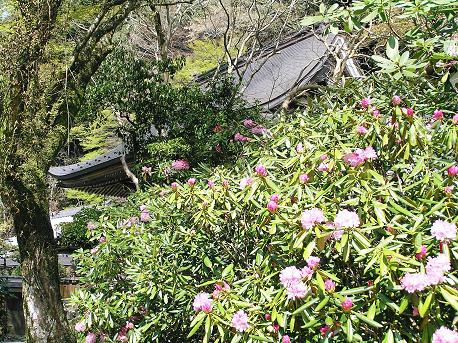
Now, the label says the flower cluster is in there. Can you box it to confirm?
[193,293,212,313]
[401,254,451,293]
[301,208,326,230]
[279,257,321,300]
[171,159,190,170]
[432,326,458,343]
[343,146,377,167]
[430,220,456,241]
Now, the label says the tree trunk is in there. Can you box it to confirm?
[3,177,75,343]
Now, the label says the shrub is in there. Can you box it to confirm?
[58,208,102,250]
[70,86,457,341]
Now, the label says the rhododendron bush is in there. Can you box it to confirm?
[70,89,457,342]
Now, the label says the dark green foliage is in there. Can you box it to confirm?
[0,280,6,340]
[58,207,101,249]
[81,49,260,183]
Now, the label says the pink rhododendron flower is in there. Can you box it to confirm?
[299,173,309,184]
[301,266,314,279]
[360,97,372,108]
[341,298,353,311]
[208,180,215,189]
[363,146,377,160]
[243,119,256,128]
[251,126,268,135]
[86,333,97,343]
[267,200,278,213]
[357,126,368,135]
[318,162,329,172]
[400,273,430,293]
[279,266,302,287]
[332,229,344,239]
[445,186,454,195]
[139,205,151,222]
[75,322,85,332]
[320,154,328,161]
[234,133,250,142]
[272,324,280,332]
[231,310,250,332]
[448,165,458,177]
[296,143,304,153]
[99,236,106,243]
[372,109,381,119]
[282,335,291,343]
[301,208,326,229]
[90,247,98,254]
[171,159,190,170]
[453,114,458,124]
[402,107,414,117]
[286,281,307,300]
[118,334,127,342]
[432,326,458,343]
[126,322,134,329]
[334,210,360,228]
[306,256,320,269]
[87,222,96,231]
[255,164,268,177]
[430,220,456,241]
[343,151,365,167]
[171,182,178,190]
[193,293,212,313]
[325,279,336,293]
[432,109,444,121]
[187,178,196,187]
[392,95,401,105]
[426,254,451,285]
[239,177,254,188]
[270,194,280,203]
[415,245,427,260]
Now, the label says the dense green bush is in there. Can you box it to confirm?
[0,280,6,340]
[70,83,457,341]
[58,208,102,250]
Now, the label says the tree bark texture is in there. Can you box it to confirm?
[2,177,75,343]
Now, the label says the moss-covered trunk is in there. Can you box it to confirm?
[3,177,75,343]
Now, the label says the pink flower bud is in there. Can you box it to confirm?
[222,179,229,188]
[402,107,414,117]
[187,178,196,187]
[75,322,85,332]
[272,324,280,332]
[90,247,98,254]
[296,143,304,154]
[432,109,444,121]
[255,164,268,177]
[171,182,178,190]
[270,194,280,203]
[267,200,279,213]
[320,154,328,161]
[448,165,458,177]
[99,236,106,243]
[208,180,215,189]
[357,126,368,135]
[264,313,271,321]
[392,95,401,106]
[412,307,419,317]
[299,173,310,184]
[453,114,458,124]
[341,297,353,311]
[126,322,134,329]
[372,109,381,119]
[445,186,454,195]
[306,256,320,269]
[85,333,97,343]
[282,335,291,343]
[360,97,372,109]
[320,325,330,334]
[415,245,427,260]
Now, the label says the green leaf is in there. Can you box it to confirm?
[386,37,399,60]
[346,319,353,342]
[300,15,325,26]
[355,312,383,328]
[203,256,213,268]
[419,292,433,317]
[440,286,458,312]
